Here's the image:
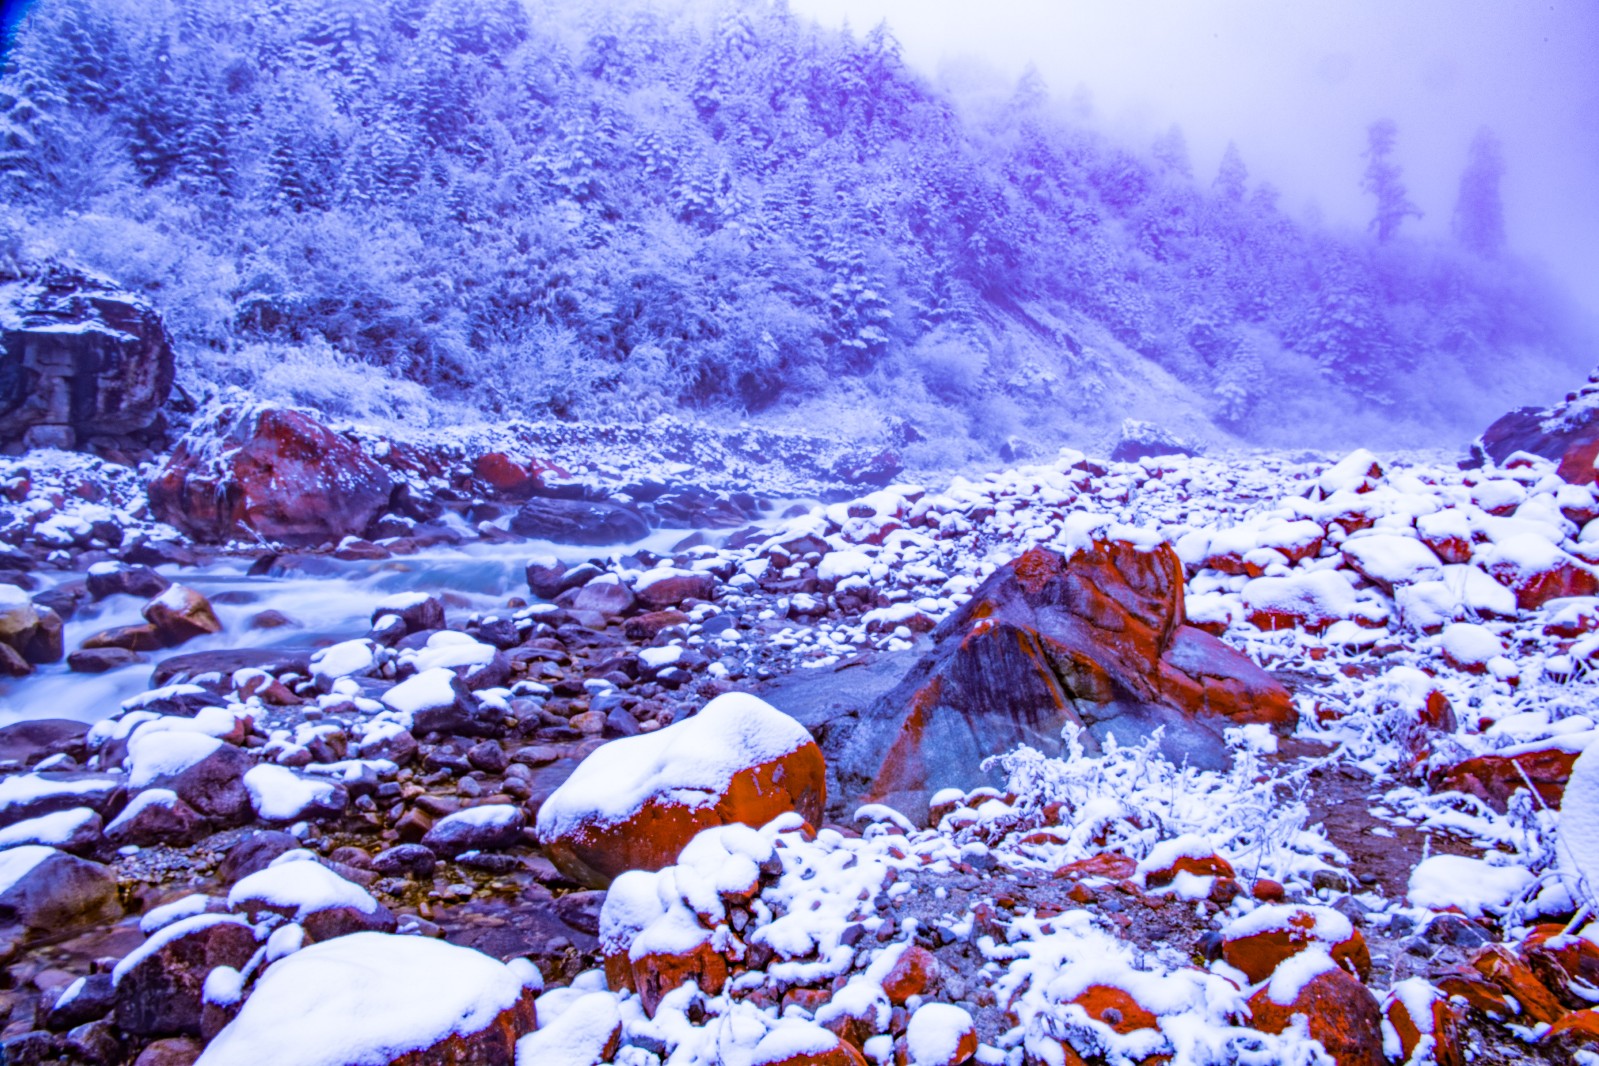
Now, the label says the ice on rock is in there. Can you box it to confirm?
[199,933,531,1066]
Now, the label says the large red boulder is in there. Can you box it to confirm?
[1428,744,1579,811]
[149,406,392,545]
[829,541,1294,820]
[1247,961,1385,1066]
[535,693,825,887]
[1478,377,1599,485]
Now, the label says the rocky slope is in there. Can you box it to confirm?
[2,410,1599,1064]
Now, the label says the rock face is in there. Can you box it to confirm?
[1477,375,1599,484]
[827,541,1294,819]
[0,267,175,450]
[536,693,826,887]
[148,406,392,545]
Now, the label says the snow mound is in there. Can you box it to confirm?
[197,933,529,1066]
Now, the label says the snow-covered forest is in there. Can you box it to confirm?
[1,0,1587,461]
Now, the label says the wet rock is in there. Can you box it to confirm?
[148,405,393,545]
[67,646,144,673]
[370,593,446,638]
[510,497,649,545]
[553,890,606,936]
[19,605,63,665]
[828,542,1293,819]
[134,739,253,826]
[150,648,311,690]
[633,568,717,611]
[0,266,175,449]
[0,846,121,933]
[562,574,637,617]
[80,623,164,653]
[473,451,562,500]
[113,915,258,1037]
[86,563,170,601]
[62,1017,123,1065]
[0,719,88,767]
[142,585,223,647]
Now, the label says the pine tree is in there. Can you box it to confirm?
[1213,142,1247,202]
[1152,124,1191,179]
[1362,118,1421,242]
[1452,125,1505,257]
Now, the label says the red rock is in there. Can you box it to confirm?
[1525,925,1599,1008]
[536,693,827,887]
[149,406,393,545]
[1056,853,1137,881]
[81,622,165,653]
[1247,967,1385,1066]
[1071,984,1159,1033]
[631,935,729,1017]
[1383,982,1465,1066]
[1479,397,1599,487]
[1420,532,1473,566]
[1546,1008,1599,1054]
[1428,747,1578,811]
[472,452,561,500]
[762,1033,868,1066]
[881,944,939,1005]
[1222,906,1372,984]
[831,542,1295,820]
[1483,542,1599,610]
[1251,879,1285,902]
[1470,944,1566,1025]
[1144,852,1235,889]
[1434,968,1513,1016]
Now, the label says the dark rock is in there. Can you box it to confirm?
[1110,419,1200,463]
[114,916,258,1036]
[150,648,312,690]
[67,646,144,673]
[139,742,253,826]
[409,674,506,738]
[370,844,438,879]
[86,564,170,601]
[121,539,198,568]
[0,266,175,449]
[62,1018,123,1065]
[80,623,164,653]
[420,804,526,858]
[216,831,301,884]
[30,582,86,623]
[148,405,394,545]
[0,719,87,767]
[370,594,446,637]
[104,791,210,847]
[1479,389,1599,484]
[509,498,649,545]
[130,1036,204,1066]
[45,973,116,1031]
[553,890,606,935]
[0,1030,64,1065]
[0,847,121,932]
[466,740,508,774]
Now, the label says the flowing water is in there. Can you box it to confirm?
[0,528,704,728]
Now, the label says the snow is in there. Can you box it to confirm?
[1559,741,1599,903]
[0,774,118,818]
[1407,855,1534,917]
[408,633,497,673]
[817,550,873,583]
[1224,904,1351,945]
[906,1003,973,1066]
[381,667,459,716]
[535,692,813,840]
[1440,621,1502,666]
[244,764,343,822]
[0,844,54,896]
[198,933,530,1066]
[514,991,619,1066]
[1264,948,1339,1006]
[638,645,683,670]
[106,789,182,837]
[310,639,377,684]
[0,807,97,849]
[140,893,217,935]
[126,731,223,788]
[228,855,380,919]
[1241,571,1357,624]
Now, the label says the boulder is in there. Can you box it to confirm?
[142,585,223,647]
[0,718,88,767]
[633,568,717,611]
[1477,377,1599,485]
[227,859,396,943]
[827,542,1294,819]
[0,846,121,932]
[472,451,563,500]
[509,497,649,545]
[0,266,175,449]
[1221,905,1371,984]
[86,563,171,601]
[194,933,537,1065]
[1429,746,1578,811]
[127,733,253,826]
[536,692,825,887]
[113,915,259,1037]
[1245,958,1385,1066]
[104,790,210,847]
[148,405,392,545]
[1110,419,1198,463]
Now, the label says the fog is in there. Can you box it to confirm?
[794,0,1599,315]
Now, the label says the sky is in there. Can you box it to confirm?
[793,0,1599,313]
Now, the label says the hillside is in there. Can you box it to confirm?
[0,0,1590,466]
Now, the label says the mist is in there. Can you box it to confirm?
[794,0,1599,315]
